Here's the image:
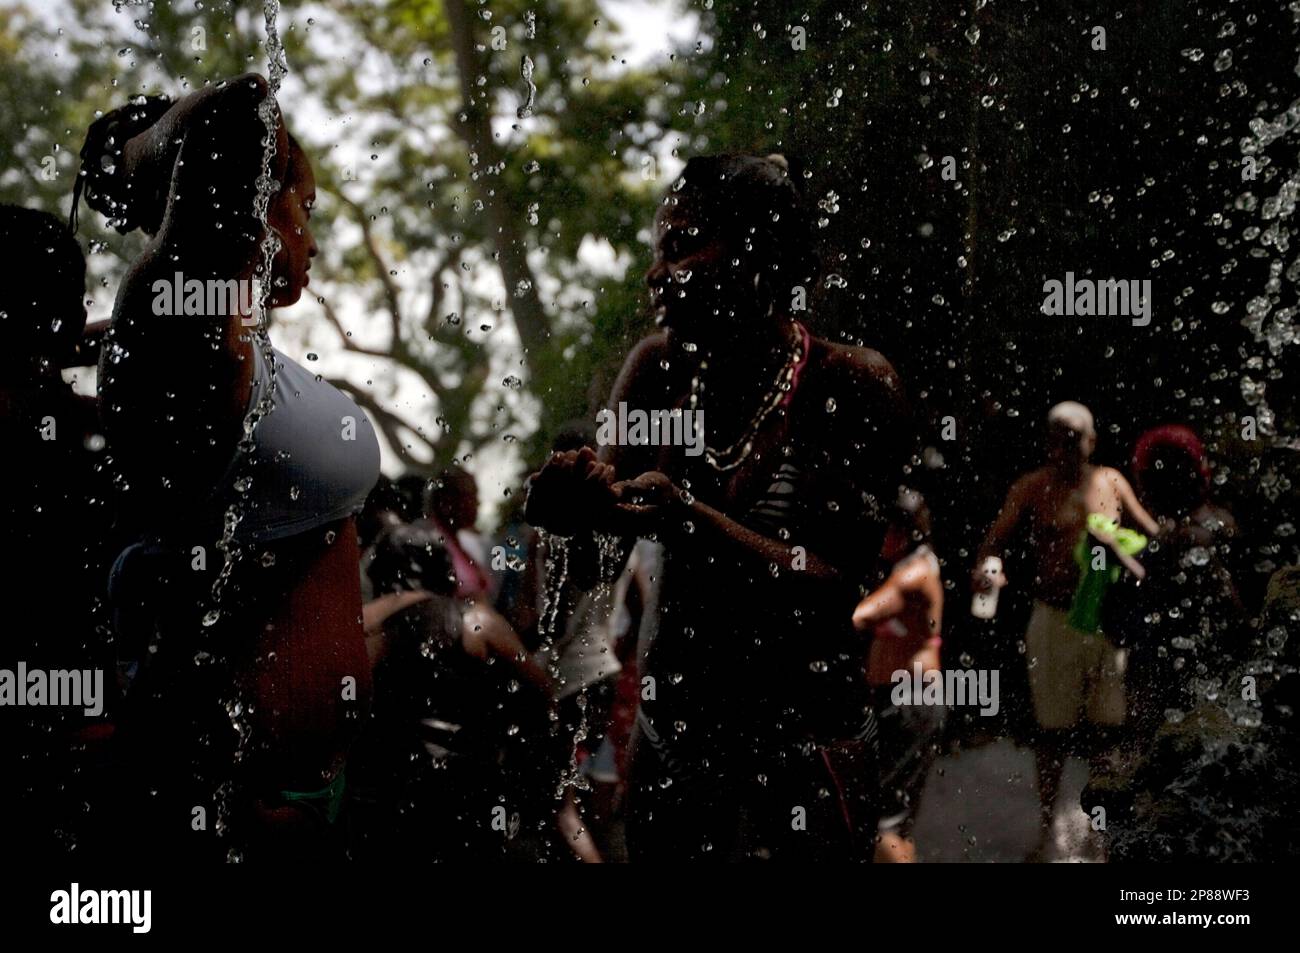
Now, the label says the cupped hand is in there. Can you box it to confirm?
[524,446,618,536]
[611,470,684,535]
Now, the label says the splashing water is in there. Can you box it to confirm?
[555,693,592,797]
[203,0,291,858]
[537,530,627,795]
[1234,6,1300,436]
[570,536,626,797]
[207,0,289,619]
[534,530,584,793]
[536,530,570,643]
[594,532,623,592]
[517,55,537,119]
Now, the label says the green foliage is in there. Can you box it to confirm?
[0,0,687,498]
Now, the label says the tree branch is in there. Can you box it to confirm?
[333,189,404,341]
[327,376,436,468]
[443,0,552,378]
[316,291,391,358]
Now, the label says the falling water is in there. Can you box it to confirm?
[516,56,537,119]
[536,530,570,642]
[1116,30,1300,859]
[205,2,289,620]
[203,0,291,858]
[538,531,626,796]
[1235,9,1300,438]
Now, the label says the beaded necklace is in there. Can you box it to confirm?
[688,321,808,472]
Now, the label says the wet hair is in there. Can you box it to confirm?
[72,94,174,234]
[423,465,478,524]
[668,153,818,289]
[367,523,457,597]
[1133,424,1210,517]
[73,93,308,236]
[0,204,87,375]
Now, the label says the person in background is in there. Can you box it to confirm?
[1115,425,1244,737]
[355,522,553,862]
[0,204,115,857]
[1132,424,1237,557]
[422,465,493,602]
[853,489,944,863]
[973,401,1159,861]
[357,475,405,602]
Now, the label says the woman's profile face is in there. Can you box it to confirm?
[646,196,758,342]
[268,144,318,307]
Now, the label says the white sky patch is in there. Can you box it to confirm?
[575,234,633,280]
[12,0,697,528]
[602,0,703,67]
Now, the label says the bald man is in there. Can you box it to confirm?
[973,401,1158,859]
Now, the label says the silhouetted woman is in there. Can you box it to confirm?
[75,75,379,858]
[526,154,915,861]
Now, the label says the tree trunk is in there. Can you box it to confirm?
[443,0,552,380]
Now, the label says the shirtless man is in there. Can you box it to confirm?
[973,401,1158,859]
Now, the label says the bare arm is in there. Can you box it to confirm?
[597,332,674,478]
[104,74,286,506]
[618,344,914,592]
[123,73,285,282]
[854,552,944,634]
[1115,471,1160,537]
[462,603,554,696]
[852,578,906,630]
[977,476,1031,563]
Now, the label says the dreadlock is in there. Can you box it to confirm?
[71,94,173,234]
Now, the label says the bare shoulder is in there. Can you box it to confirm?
[1096,466,1135,490]
[805,338,913,479]
[610,329,673,404]
[625,329,671,368]
[808,338,910,438]
[813,337,904,397]
[1011,467,1052,497]
[895,547,941,591]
